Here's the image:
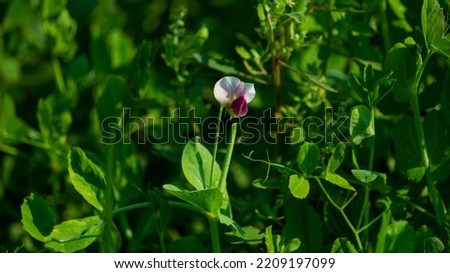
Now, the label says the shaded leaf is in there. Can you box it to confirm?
[380,220,416,252]
[349,105,373,145]
[21,194,56,242]
[169,235,207,253]
[422,0,445,52]
[327,144,346,173]
[414,225,445,253]
[68,147,106,211]
[182,138,222,190]
[331,237,358,253]
[297,142,320,176]
[163,184,222,216]
[44,216,103,253]
[225,226,264,246]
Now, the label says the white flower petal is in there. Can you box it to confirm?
[213,76,241,105]
[242,83,256,103]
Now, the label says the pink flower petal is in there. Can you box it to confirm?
[214,76,242,105]
[231,96,248,116]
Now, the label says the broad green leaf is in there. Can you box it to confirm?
[37,94,73,141]
[349,105,373,145]
[435,34,450,59]
[325,173,355,191]
[0,54,21,84]
[68,147,106,211]
[393,117,424,182]
[423,111,450,181]
[284,199,321,252]
[288,174,310,199]
[297,142,320,176]
[163,184,222,216]
[21,194,56,242]
[218,213,244,235]
[169,235,207,253]
[351,169,386,192]
[422,0,445,52]
[351,169,379,183]
[225,226,264,246]
[327,144,346,173]
[414,225,445,253]
[331,238,358,253]
[182,138,222,190]
[44,216,103,253]
[379,220,416,252]
[384,42,418,103]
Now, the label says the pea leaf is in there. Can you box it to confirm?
[377,220,415,252]
[182,138,222,190]
[327,144,346,173]
[331,237,358,253]
[325,173,355,191]
[68,147,106,211]
[169,235,207,253]
[288,174,310,199]
[297,142,320,176]
[349,105,374,145]
[421,0,445,52]
[44,216,103,253]
[163,184,222,217]
[21,194,56,242]
[351,169,386,193]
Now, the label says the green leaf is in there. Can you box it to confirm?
[351,169,379,183]
[414,225,445,253]
[163,184,222,216]
[108,28,135,68]
[297,142,320,176]
[325,173,355,191]
[193,53,239,75]
[0,54,21,84]
[393,117,424,182]
[379,220,416,252]
[422,0,445,52]
[218,213,244,235]
[68,147,106,211]
[3,0,31,31]
[45,9,78,60]
[265,225,283,253]
[288,174,310,199]
[225,226,264,246]
[331,238,358,253]
[284,199,321,252]
[327,144,346,173]
[0,94,35,145]
[384,42,418,103]
[348,72,368,104]
[182,138,222,190]
[44,216,103,253]
[21,194,56,242]
[349,105,374,145]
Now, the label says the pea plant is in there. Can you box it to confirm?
[0,0,449,253]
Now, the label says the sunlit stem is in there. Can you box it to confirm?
[219,121,238,200]
[210,105,224,188]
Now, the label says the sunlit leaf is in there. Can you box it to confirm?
[297,142,320,176]
[327,144,346,173]
[325,173,355,191]
[421,0,445,52]
[288,174,310,199]
[331,237,358,253]
[21,194,56,242]
[349,105,373,145]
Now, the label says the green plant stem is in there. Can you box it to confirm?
[218,121,237,197]
[411,52,447,232]
[315,178,363,250]
[208,217,221,253]
[52,57,67,93]
[380,0,391,54]
[210,105,223,188]
[102,145,115,252]
[113,201,204,216]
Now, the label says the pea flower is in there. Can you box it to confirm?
[214,76,256,116]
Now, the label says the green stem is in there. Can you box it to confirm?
[52,57,66,93]
[210,105,224,188]
[411,52,447,232]
[218,121,238,199]
[101,145,115,252]
[315,178,363,251]
[380,0,391,54]
[208,217,221,253]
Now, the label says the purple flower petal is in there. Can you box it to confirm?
[231,96,248,116]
